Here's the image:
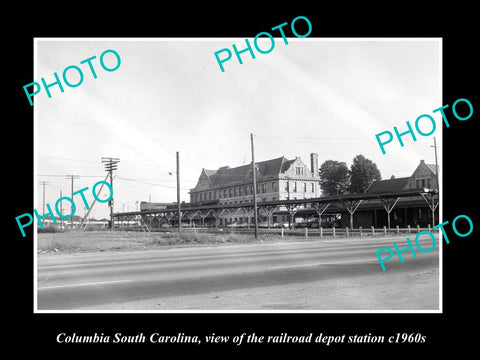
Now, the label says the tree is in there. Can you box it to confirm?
[318,160,351,195]
[349,155,382,193]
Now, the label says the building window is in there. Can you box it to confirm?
[239,187,243,195]
[218,190,222,199]
[272,182,277,192]
[427,178,431,188]
[245,185,249,195]
[223,189,227,198]
[418,208,423,219]
[234,188,237,196]
[285,182,289,191]
[272,197,277,201]
[293,182,297,192]
[262,183,267,193]
[256,184,260,194]
[295,167,304,176]
[209,192,212,200]
[311,183,314,192]
[416,179,420,188]
[214,191,217,199]
[303,182,307,192]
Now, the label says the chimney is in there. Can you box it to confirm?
[310,153,319,177]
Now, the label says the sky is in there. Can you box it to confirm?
[35,38,441,219]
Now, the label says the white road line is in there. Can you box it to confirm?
[268,258,378,270]
[38,279,132,290]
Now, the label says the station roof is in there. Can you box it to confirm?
[366,177,410,194]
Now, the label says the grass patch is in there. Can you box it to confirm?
[37,230,269,254]
[37,225,67,234]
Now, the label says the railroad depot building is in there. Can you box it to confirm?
[129,158,439,230]
[188,157,439,228]
[189,153,321,226]
[335,159,439,228]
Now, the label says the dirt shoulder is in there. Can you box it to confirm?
[37,230,316,255]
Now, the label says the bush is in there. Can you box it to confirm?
[37,225,66,234]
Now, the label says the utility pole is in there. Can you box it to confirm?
[176,151,181,234]
[251,133,258,239]
[65,175,79,229]
[38,181,50,216]
[78,173,110,230]
[431,136,439,227]
[102,157,120,231]
[432,136,439,189]
[59,190,63,229]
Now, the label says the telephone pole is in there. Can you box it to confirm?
[432,136,439,188]
[431,136,440,227]
[38,181,50,216]
[102,157,120,231]
[176,151,181,234]
[251,133,258,239]
[65,175,79,229]
[59,190,63,229]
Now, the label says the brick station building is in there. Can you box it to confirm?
[190,153,322,226]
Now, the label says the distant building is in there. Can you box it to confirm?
[139,202,170,211]
[338,159,440,228]
[366,159,438,193]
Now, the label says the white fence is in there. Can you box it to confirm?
[120,224,436,238]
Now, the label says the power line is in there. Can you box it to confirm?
[116,176,191,190]
[38,174,104,178]
[38,155,101,164]
[41,120,247,139]
[254,134,372,141]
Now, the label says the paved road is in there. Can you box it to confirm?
[37,235,440,310]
